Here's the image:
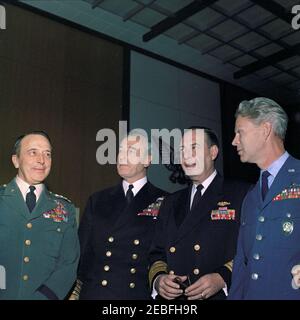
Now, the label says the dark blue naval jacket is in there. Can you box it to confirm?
[229,156,300,300]
[77,181,166,300]
[149,174,249,300]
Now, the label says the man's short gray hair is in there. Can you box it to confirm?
[235,97,288,140]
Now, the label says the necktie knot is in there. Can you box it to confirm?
[197,184,204,192]
[125,184,134,204]
[26,186,36,213]
[261,170,271,201]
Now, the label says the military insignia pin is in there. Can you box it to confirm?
[137,196,165,219]
[43,201,69,223]
[211,201,235,220]
[282,221,294,235]
[273,183,300,201]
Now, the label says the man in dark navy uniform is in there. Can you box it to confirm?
[71,131,166,300]
[149,127,249,300]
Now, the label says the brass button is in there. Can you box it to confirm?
[132,253,138,260]
[24,257,30,263]
[26,223,32,229]
[104,265,110,272]
[169,270,174,275]
[169,247,176,253]
[133,239,140,245]
[23,275,29,281]
[108,236,114,243]
[106,251,112,257]
[194,244,201,251]
[25,240,31,246]
[101,280,108,286]
[129,282,135,289]
[130,268,136,274]
[193,268,200,275]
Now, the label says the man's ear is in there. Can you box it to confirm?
[263,121,272,140]
[210,145,219,161]
[12,155,19,169]
[144,154,152,169]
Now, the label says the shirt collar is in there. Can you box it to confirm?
[260,151,289,180]
[122,176,147,196]
[15,175,44,201]
[192,170,217,194]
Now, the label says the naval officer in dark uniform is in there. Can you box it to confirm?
[72,131,166,300]
[0,131,79,300]
[149,127,249,300]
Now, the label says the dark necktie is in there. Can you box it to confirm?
[261,170,271,201]
[191,184,204,211]
[26,185,36,213]
[125,184,134,204]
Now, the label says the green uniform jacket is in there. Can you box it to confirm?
[0,179,80,300]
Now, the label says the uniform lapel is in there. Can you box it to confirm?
[29,188,58,220]
[2,179,29,219]
[106,184,127,228]
[112,182,152,232]
[175,174,223,243]
[261,156,300,210]
[173,187,191,228]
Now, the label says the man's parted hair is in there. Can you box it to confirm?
[187,126,219,148]
[235,97,288,140]
[12,131,52,156]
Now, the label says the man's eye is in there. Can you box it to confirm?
[29,151,36,156]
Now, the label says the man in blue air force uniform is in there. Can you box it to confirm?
[0,131,79,300]
[229,97,300,299]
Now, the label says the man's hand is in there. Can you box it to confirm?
[291,265,300,289]
[185,273,225,300]
[156,274,187,300]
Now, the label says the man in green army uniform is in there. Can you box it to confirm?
[0,131,79,300]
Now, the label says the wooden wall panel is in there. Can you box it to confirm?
[0,4,123,216]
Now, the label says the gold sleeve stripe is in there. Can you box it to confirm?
[224,260,233,272]
[148,260,168,287]
[69,279,83,300]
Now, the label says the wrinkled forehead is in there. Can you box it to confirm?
[20,134,52,151]
[119,135,147,151]
[180,129,205,147]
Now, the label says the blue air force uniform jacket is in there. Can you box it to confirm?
[77,182,166,300]
[148,174,250,300]
[0,179,80,300]
[229,156,300,300]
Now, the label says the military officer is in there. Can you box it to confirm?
[0,131,80,300]
[72,131,166,300]
[149,127,249,300]
[229,97,300,300]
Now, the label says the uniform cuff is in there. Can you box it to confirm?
[37,285,59,300]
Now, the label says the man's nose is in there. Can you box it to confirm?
[232,135,238,146]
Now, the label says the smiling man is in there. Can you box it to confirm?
[0,131,79,300]
[72,131,166,300]
[148,127,249,300]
